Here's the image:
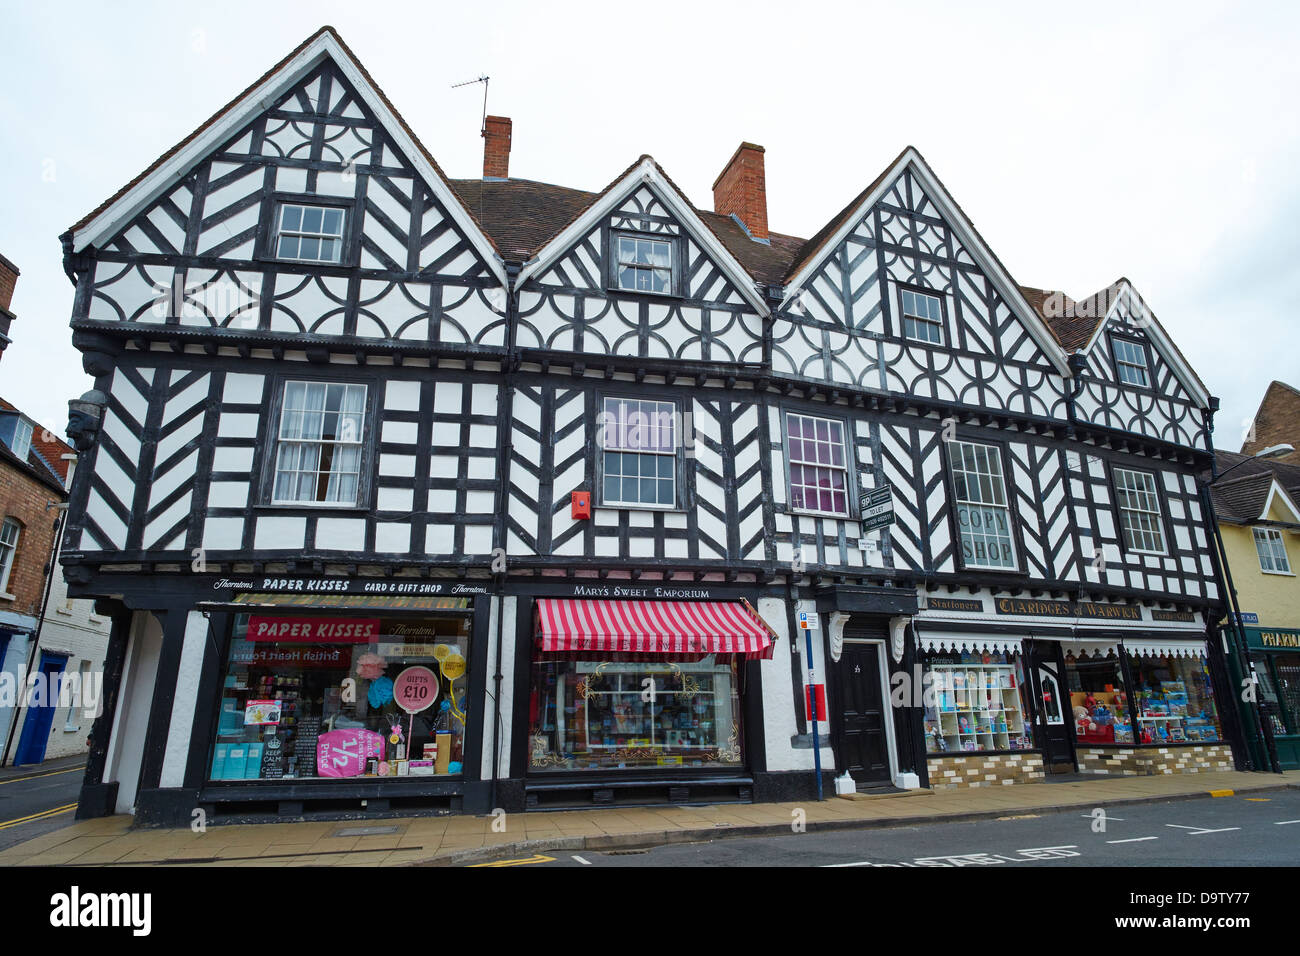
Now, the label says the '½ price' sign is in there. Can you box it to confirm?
[393,666,439,714]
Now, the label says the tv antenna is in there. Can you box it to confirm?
[451,74,491,133]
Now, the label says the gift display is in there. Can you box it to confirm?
[528,657,743,771]
[922,652,1029,754]
[1064,650,1134,744]
[208,613,472,782]
[1130,655,1222,743]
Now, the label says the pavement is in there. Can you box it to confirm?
[0,768,1294,867]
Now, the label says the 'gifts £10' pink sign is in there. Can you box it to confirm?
[316,729,386,777]
[247,616,380,643]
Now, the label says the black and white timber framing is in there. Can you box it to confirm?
[57,28,1238,823]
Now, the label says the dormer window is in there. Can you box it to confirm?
[274,202,346,264]
[8,418,32,461]
[612,233,676,295]
[1111,336,1150,388]
[0,518,20,593]
[900,288,944,344]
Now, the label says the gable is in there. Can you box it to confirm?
[1262,480,1300,524]
[1073,284,1210,450]
[771,161,1066,415]
[75,36,510,349]
[515,163,767,364]
[70,30,501,273]
[781,150,1068,374]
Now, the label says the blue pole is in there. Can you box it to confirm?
[804,621,824,801]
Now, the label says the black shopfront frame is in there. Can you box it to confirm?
[189,597,491,815]
[506,594,769,809]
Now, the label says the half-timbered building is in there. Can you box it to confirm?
[60,27,1242,825]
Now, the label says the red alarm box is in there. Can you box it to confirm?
[805,683,827,722]
[571,490,591,520]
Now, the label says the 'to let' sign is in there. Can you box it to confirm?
[393,666,439,714]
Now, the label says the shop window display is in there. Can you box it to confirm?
[209,613,472,781]
[1128,652,1222,744]
[528,656,743,772]
[921,648,1032,754]
[1063,650,1133,744]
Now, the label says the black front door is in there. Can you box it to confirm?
[1025,639,1075,771]
[835,642,891,786]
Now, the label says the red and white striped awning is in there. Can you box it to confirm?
[535,598,776,660]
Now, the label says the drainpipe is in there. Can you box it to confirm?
[1201,476,1279,773]
[488,260,522,812]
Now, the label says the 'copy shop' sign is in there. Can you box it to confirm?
[247,616,380,643]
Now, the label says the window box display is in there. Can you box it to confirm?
[1128,652,1222,744]
[1064,649,1133,744]
[207,612,473,782]
[921,650,1032,754]
[528,656,743,772]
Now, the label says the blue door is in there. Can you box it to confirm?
[13,653,68,766]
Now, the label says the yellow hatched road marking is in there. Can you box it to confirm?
[467,854,556,867]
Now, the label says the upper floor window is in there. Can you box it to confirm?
[1254,527,1292,574]
[271,381,366,505]
[0,518,20,593]
[785,412,851,517]
[1111,336,1150,388]
[901,289,944,344]
[8,418,32,461]
[949,440,1017,569]
[598,397,678,508]
[275,203,346,264]
[613,233,675,295]
[1113,466,1166,554]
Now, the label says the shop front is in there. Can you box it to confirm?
[518,596,774,809]
[1245,627,1300,770]
[913,595,1235,787]
[206,600,472,786]
[192,593,491,818]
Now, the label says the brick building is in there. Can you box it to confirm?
[0,254,17,360]
[0,255,111,766]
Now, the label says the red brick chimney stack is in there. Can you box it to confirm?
[482,115,512,179]
[0,254,18,313]
[712,143,768,241]
[0,253,19,362]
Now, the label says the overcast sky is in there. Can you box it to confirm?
[1,0,1296,448]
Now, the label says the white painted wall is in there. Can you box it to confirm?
[757,597,835,773]
[160,611,208,787]
[106,612,162,814]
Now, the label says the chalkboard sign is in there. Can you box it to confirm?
[294,716,322,778]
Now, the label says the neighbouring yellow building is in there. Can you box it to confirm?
[1212,447,1300,769]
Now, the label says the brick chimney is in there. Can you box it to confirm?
[482,115,512,179]
[712,142,768,241]
[0,253,18,361]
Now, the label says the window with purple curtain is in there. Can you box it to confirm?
[785,412,850,516]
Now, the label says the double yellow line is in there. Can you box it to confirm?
[0,803,77,831]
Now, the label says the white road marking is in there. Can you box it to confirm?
[1081,814,1124,821]
[1274,820,1300,825]
[571,855,591,865]
[1107,836,1157,844]
[1165,824,1240,834]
